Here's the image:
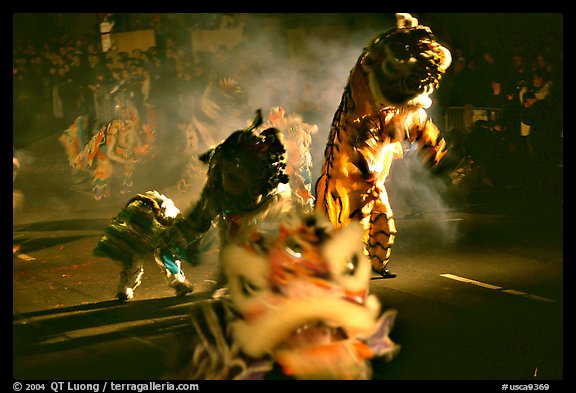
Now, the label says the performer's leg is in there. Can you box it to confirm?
[154,249,194,296]
[119,165,134,195]
[92,160,112,200]
[177,162,194,192]
[116,258,144,301]
[367,192,397,278]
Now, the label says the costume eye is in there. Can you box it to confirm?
[239,275,260,297]
[285,239,303,258]
[344,253,360,276]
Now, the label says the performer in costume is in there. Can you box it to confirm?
[177,77,249,193]
[13,147,23,213]
[13,147,20,183]
[161,109,291,260]
[94,110,292,300]
[315,13,451,278]
[162,111,398,380]
[93,190,194,301]
[260,106,318,213]
[166,212,399,380]
[59,99,154,200]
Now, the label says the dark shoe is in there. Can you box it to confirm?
[373,266,396,279]
[173,280,194,297]
[116,288,134,301]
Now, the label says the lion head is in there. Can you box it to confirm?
[220,213,399,379]
[357,13,452,109]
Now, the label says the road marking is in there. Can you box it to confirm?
[14,252,36,261]
[440,273,502,290]
[440,273,555,303]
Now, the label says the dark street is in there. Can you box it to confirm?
[12,133,563,383]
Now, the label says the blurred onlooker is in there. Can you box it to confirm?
[520,70,562,189]
[146,52,179,144]
[130,48,147,65]
[86,51,108,77]
[13,60,35,139]
[67,52,90,115]
[131,62,150,123]
[53,63,77,125]
[87,68,113,124]
[530,69,553,101]
[532,52,556,79]
[505,50,531,96]
[464,120,507,189]
[438,53,473,106]
[13,147,24,214]
[484,78,508,109]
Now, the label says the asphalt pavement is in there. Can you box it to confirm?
[11,134,565,387]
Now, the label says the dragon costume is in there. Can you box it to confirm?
[166,212,399,380]
[315,13,452,278]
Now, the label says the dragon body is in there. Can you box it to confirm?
[315,13,451,277]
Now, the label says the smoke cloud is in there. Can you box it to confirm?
[14,13,457,241]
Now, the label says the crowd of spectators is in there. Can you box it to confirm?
[13,13,563,194]
[13,13,292,150]
[436,42,563,192]
[13,33,211,149]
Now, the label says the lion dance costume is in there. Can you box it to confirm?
[91,13,451,379]
[93,190,194,300]
[166,212,399,380]
[177,77,249,194]
[94,110,400,378]
[260,106,318,213]
[160,111,399,380]
[94,110,291,301]
[315,13,451,278]
[59,102,154,200]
